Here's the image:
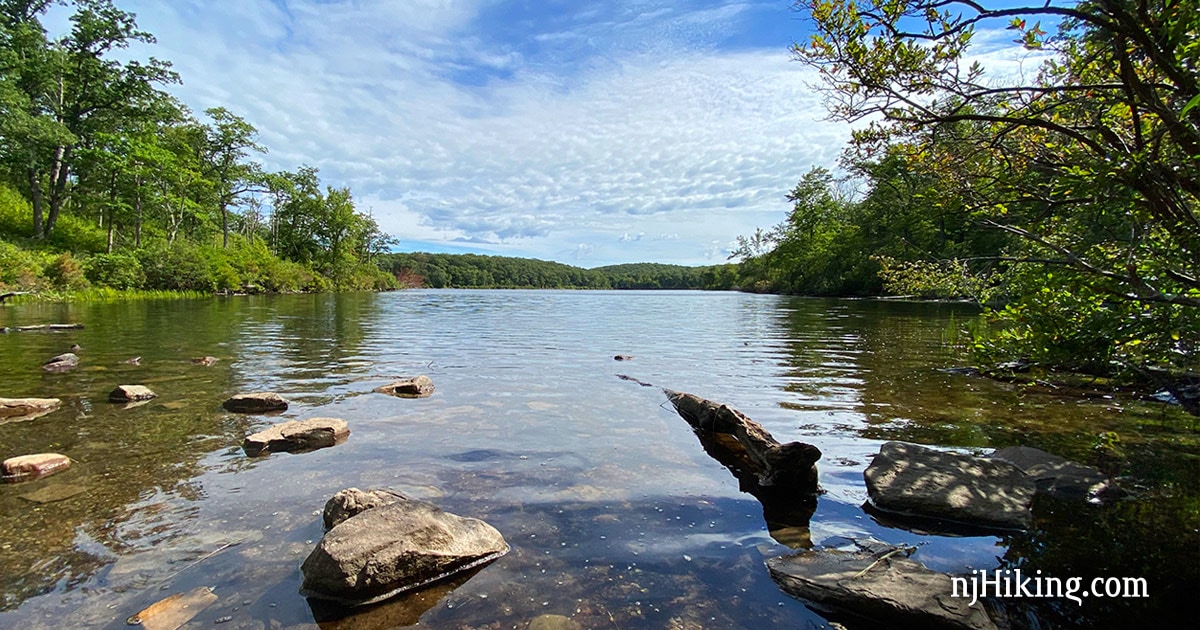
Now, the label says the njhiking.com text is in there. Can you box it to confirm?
[952,569,1148,607]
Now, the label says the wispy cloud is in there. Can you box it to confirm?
[119,0,853,265]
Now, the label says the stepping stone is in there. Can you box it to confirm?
[243,417,349,455]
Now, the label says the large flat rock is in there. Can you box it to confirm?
[223,392,289,413]
[374,375,435,398]
[3,453,71,482]
[0,397,61,420]
[990,445,1118,500]
[864,442,1034,530]
[243,417,349,455]
[301,498,509,606]
[768,547,996,630]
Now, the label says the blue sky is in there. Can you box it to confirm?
[93,1,1040,267]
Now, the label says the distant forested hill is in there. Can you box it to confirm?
[377,253,737,290]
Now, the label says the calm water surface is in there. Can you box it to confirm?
[0,290,1196,629]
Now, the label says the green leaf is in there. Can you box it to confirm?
[1182,93,1200,117]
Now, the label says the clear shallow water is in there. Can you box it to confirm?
[0,290,1195,629]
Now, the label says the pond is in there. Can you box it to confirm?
[0,290,1196,629]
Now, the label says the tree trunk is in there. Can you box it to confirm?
[28,166,45,238]
[220,200,229,247]
[44,145,72,238]
[134,187,143,247]
[106,171,117,253]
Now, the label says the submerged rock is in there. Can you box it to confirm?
[527,614,584,630]
[768,545,997,630]
[42,352,79,371]
[301,498,509,606]
[223,392,289,413]
[127,586,218,630]
[990,445,1122,501]
[0,397,61,420]
[243,417,349,455]
[323,487,409,531]
[2,453,70,482]
[108,385,157,403]
[864,441,1034,530]
[374,375,435,398]
[20,483,87,503]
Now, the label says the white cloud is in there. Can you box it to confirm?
[118,0,853,265]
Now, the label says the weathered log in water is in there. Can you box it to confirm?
[0,322,83,332]
[663,390,820,548]
[664,390,820,490]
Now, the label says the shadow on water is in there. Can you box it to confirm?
[0,291,1196,628]
[774,297,1200,627]
[307,567,483,629]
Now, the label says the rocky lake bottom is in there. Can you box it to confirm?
[0,290,1197,629]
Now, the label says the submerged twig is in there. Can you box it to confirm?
[850,546,917,579]
[156,538,245,586]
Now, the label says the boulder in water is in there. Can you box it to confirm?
[374,375,434,398]
[323,487,409,531]
[768,544,997,630]
[108,385,157,403]
[301,498,509,606]
[223,392,289,413]
[864,441,1034,530]
[990,445,1122,501]
[243,417,349,455]
[42,352,78,371]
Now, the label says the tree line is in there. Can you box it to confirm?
[0,0,395,294]
[378,253,732,290]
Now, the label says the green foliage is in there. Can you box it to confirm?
[974,266,1199,376]
[44,252,89,290]
[45,212,108,253]
[0,185,33,237]
[136,241,218,292]
[377,253,728,290]
[591,263,711,289]
[83,252,145,290]
[381,252,607,289]
[875,256,998,303]
[786,0,1200,385]
[0,3,400,299]
[730,162,1000,296]
[0,239,51,289]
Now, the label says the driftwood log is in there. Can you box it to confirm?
[0,322,84,333]
[665,390,820,491]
